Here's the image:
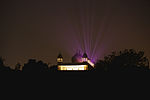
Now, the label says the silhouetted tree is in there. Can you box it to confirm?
[0,57,4,66]
[49,65,58,72]
[0,57,14,72]
[22,59,49,72]
[95,49,150,72]
[15,63,21,72]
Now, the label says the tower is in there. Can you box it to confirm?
[82,53,88,62]
[57,53,63,64]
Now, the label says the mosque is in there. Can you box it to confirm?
[57,51,95,71]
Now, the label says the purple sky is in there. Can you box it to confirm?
[1,0,150,68]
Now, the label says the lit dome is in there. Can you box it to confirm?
[72,52,83,63]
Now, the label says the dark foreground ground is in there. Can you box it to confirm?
[0,71,150,99]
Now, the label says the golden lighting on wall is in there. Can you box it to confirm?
[58,65,88,71]
[87,60,95,67]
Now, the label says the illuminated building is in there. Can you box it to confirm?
[58,64,88,71]
[57,52,94,71]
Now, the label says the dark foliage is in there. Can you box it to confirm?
[0,57,14,72]
[0,49,149,73]
[22,59,49,72]
[95,49,149,72]
[49,65,58,72]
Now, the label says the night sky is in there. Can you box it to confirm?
[1,0,150,68]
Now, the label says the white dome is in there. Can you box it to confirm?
[72,52,83,63]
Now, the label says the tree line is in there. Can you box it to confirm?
[0,49,149,72]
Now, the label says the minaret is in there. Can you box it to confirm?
[57,53,63,64]
[82,53,88,62]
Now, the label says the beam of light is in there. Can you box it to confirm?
[61,0,111,63]
[90,1,112,61]
[79,0,92,57]
[79,0,101,62]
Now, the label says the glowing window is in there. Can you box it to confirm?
[57,58,63,62]
[79,67,84,70]
[62,67,67,70]
[58,65,88,71]
[67,67,73,70]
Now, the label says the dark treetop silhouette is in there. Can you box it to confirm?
[95,49,149,72]
[0,49,149,73]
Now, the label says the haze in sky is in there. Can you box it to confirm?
[1,0,150,68]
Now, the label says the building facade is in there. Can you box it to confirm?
[57,52,94,71]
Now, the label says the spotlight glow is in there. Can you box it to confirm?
[59,0,111,63]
